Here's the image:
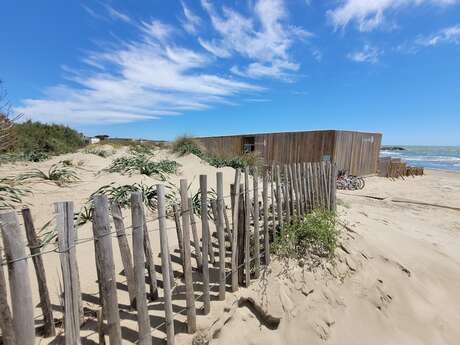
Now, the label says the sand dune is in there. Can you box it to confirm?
[1,148,459,345]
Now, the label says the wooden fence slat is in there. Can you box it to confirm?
[188,198,203,271]
[270,165,276,242]
[292,164,300,217]
[302,163,308,213]
[172,204,185,274]
[1,212,35,345]
[253,167,260,279]
[283,165,291,225]
[54,202,81,345]
[142,212,158,301]
[222,200,232,246]
[0,247,15,345]
[131,192,150,345]
[331,162,337,211]
[180,179,197,334]
[110,202,137,309]
[216,172,226,300]
[21,207,56,337]
[297,163,305,216]
[157,185,175,345]
[92,195,122,345]
[199,175,211,315]
[237,182,245,286]
[244,167,251,287]
[288,164,296,217]
[276,165,283,230]
[231,169,241,292]
[263,170,270,265]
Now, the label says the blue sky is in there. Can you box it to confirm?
[1,0,459,145]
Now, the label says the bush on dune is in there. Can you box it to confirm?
[171,135,265,170]
[273,209,339,260]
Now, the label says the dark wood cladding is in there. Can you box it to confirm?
[198,130,382,176]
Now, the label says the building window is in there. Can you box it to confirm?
[242,136,255,153]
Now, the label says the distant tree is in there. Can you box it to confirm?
[0,80,21,152]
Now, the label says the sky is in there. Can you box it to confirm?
[1,0,459,145]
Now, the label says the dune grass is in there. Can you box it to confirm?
[0,176,29,210]
[273,209,339,260]
[19,163,79,186]
[170,135,265,171]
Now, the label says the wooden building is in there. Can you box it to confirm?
[198,130,382,176]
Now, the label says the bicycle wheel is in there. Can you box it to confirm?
[358,177,365,190]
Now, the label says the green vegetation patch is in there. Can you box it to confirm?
[273,209,339,260]
[171,135,264,170]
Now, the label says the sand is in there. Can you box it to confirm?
[1,148,460,345]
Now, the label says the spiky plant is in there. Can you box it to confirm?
[0,177,29,210]
[75,182,176,226]
[19,163,79,186]
[106,155,179,180]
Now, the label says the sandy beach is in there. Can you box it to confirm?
[1,148,460,345]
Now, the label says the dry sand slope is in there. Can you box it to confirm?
[206,170,460,345]
[1,147,460,345]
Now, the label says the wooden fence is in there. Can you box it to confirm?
[379,158,424,179]
[0,161,336,345]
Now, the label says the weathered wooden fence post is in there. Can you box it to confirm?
[263,170,270,265]
[199,175,211,315]
[110,202,136,309]
[283,165,291,225]
[188,198,204,270]
[244,167,251,287]
[274,165,282,231]
[92,195,122,345]
[253,167,260,278]
[157,185,175,345]
[216,172,226,300]
[330,162,337,211]
[172,204,185,273]
[0,211,34,345]
[0,247,15,345]
[55,201,81,345]
[180,179,197,333]
[231,169,241,292]
[142,212,159,301]
[131,192,150,345]
[21,207,56,337]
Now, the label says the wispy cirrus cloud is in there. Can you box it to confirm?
[16,19,260,124]
[199,0,312,79]
[347,44,382,63]
[17,0,310,125]
[415,24,460,46]
[328,0,459,32]
[180,1,202,34]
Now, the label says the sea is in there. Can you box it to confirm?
[380,146,460,172]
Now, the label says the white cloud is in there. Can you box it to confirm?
[17,1,308,125]
[105,5,131,23]
[15,20,261,125]
[416,24,460,46]
[347,45,382,63]
[200,0,311,79]
[328,0,459,32]
[198,38,231,58]
[181,1,202,34]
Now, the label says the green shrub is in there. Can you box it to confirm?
[170,135,265,171]
[84,146,115,158]
[273,209,339,259]
[13,120,85,157]
[171,136,204,157]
